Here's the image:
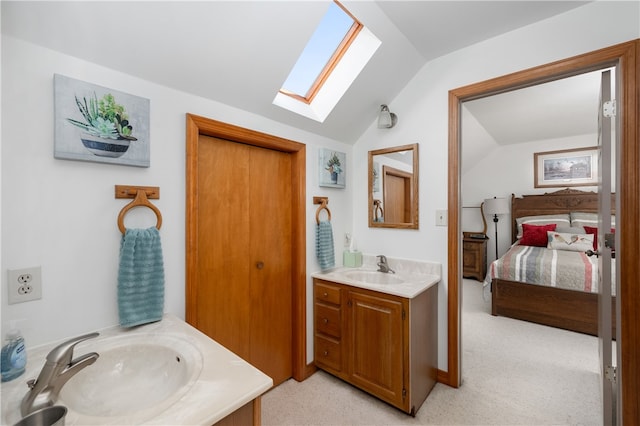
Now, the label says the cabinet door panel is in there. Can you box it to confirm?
[349,291,404,407]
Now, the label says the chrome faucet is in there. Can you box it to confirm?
[21,332,99,416]
[376,255,395,274]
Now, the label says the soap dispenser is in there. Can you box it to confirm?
[343,236,363,267]
[1,321,27,382]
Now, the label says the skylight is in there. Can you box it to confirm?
[280,1,361,103]
[273,1,381,123]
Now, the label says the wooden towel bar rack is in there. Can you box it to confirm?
[116,185,162,234]
[314,196,331,225]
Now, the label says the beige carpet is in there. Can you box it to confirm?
[262,279,602,425]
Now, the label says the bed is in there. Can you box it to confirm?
[487,188,616,336]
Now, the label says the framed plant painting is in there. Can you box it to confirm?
[54,74,150,167]
[534,146,599,188]
[319,148,346,188]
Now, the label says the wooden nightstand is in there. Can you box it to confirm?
[462,232,487,281]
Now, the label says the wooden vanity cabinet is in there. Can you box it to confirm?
[313,278,438,415]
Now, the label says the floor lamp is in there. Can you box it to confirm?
[483,197,510,259]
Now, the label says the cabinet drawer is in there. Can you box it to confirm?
[315,302,341,338]
[463,241,477,251]
[314,335,341,372]
[314,282,341,305]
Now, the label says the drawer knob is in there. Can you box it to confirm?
[323,350,329,356]
[323,292,328,298]
[323,318,329,324]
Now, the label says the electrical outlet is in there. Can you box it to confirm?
[436,209,448,226]
[8,267,42,304]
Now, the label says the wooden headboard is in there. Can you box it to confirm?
[510,188,616,243]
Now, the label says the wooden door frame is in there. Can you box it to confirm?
[447,40,639,423]
[185,113,309,382]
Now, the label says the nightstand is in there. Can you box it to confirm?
[462,233,487,281]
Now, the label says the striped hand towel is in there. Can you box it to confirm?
[316,220,335,270]
[118,227,165,327]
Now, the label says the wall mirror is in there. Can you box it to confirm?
[368,143,419,229]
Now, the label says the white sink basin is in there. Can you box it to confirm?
[343,270,404,285]
[58,334,203,422]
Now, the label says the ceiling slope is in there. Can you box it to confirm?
[1,1,589,143]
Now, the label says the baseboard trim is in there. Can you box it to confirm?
[297,362,317,381]
[437,369,458,388]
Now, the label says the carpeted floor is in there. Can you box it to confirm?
[262,279,602,425]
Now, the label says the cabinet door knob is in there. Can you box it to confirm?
[256,261,264,269]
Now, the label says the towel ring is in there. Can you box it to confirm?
[117,190,163,234]
[373,199,383,222]
[315,200,331,225]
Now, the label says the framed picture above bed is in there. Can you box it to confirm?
[533,146,599,188]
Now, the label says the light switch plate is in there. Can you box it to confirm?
[436,210,448,226]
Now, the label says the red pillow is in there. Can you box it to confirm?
[520,223,557,247]
[584,226,615,251]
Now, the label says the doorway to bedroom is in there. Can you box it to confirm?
[459,67,616,424]
[448,40,640,424]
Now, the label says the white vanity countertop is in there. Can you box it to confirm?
[1,314,273,425]
[312,256,440,299]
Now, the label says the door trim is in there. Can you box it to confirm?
[447,39,639,424]
[185,113,309,382]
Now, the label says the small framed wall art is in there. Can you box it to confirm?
[54,74,150,167]
[319,148,346,188]
[534,146,599,188]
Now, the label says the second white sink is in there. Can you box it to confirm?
[58,333,203,422]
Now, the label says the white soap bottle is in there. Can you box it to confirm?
[1,323,27,382]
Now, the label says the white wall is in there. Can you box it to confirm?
[1,1,638,375]
[463,133,599,264]
[0,36,354,366]
[352,1,639,370]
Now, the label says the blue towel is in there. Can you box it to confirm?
[118,227,165,327]
[316,220,335,270]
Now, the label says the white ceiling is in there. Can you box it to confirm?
[2,1,590,143]
[464,70,603,146]
[460,69,608,175]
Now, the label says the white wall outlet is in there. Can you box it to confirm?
[436,209,448,226]
[7,266,42,304]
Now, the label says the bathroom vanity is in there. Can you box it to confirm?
[312,260,439,416]
[1,315,273,425]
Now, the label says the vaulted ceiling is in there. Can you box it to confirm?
[2,1,590,143]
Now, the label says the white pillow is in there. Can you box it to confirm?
[570,211,616,229]
[547,231,594,252]
[516,214,571,239]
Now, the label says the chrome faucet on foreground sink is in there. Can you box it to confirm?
[376,255,395,274]
[21,332,99,416]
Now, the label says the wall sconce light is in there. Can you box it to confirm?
[377,104,398,128]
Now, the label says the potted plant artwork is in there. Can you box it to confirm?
[325,152,342,184]
[67,92,137,158]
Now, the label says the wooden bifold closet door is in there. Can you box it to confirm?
[194,135,292,385]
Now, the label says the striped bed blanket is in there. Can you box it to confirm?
[485,244,607,294]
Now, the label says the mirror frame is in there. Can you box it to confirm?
[368,143,419,229]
